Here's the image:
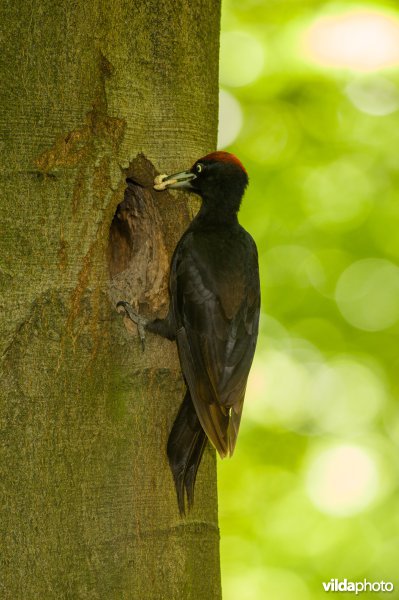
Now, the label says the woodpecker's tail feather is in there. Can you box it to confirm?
[167,390,207,515]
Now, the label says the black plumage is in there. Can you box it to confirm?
[118,151,260,514]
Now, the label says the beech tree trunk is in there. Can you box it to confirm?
[0,1,222,598]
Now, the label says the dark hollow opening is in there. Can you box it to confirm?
[108,179,144,279]
[107,156,169,315]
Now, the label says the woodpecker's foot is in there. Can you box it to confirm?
[116,301,148,352]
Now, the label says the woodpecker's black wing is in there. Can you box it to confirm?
[170,226,260,458]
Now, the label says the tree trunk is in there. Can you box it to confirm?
[0,1,222,598]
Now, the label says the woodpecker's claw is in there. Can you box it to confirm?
[116,301,148,352]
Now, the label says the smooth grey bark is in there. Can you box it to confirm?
[0,1,222,598]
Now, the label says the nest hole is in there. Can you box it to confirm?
[108,158,169,314]
[108,179,146,278]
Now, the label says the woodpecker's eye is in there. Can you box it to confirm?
[195,163,203,174]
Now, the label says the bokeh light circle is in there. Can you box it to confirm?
[264,244,324,289]
[335,258,399,331]
[301,159,373,231]
[247,347,388,436]
[346,77,399,116]
[218,89,243,149]
[247,349,311,429]
[243,104,301,166]
[220,31,265,87]
[305,444,380,516]
[309,358,387,434]
[303,10,399,72]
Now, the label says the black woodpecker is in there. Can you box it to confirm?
[118,151,260,514]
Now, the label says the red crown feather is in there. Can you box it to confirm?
[199,151,247,174]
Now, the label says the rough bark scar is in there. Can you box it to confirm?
[108,155,170,323]
[34,50,124,177]
[33,109,126,175]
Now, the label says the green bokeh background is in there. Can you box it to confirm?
[217,1,399,598]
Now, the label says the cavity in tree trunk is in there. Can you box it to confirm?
[0,1,222,598]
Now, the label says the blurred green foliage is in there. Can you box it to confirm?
[217,1,399,598]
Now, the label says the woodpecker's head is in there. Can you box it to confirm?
[154,151,248,213]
